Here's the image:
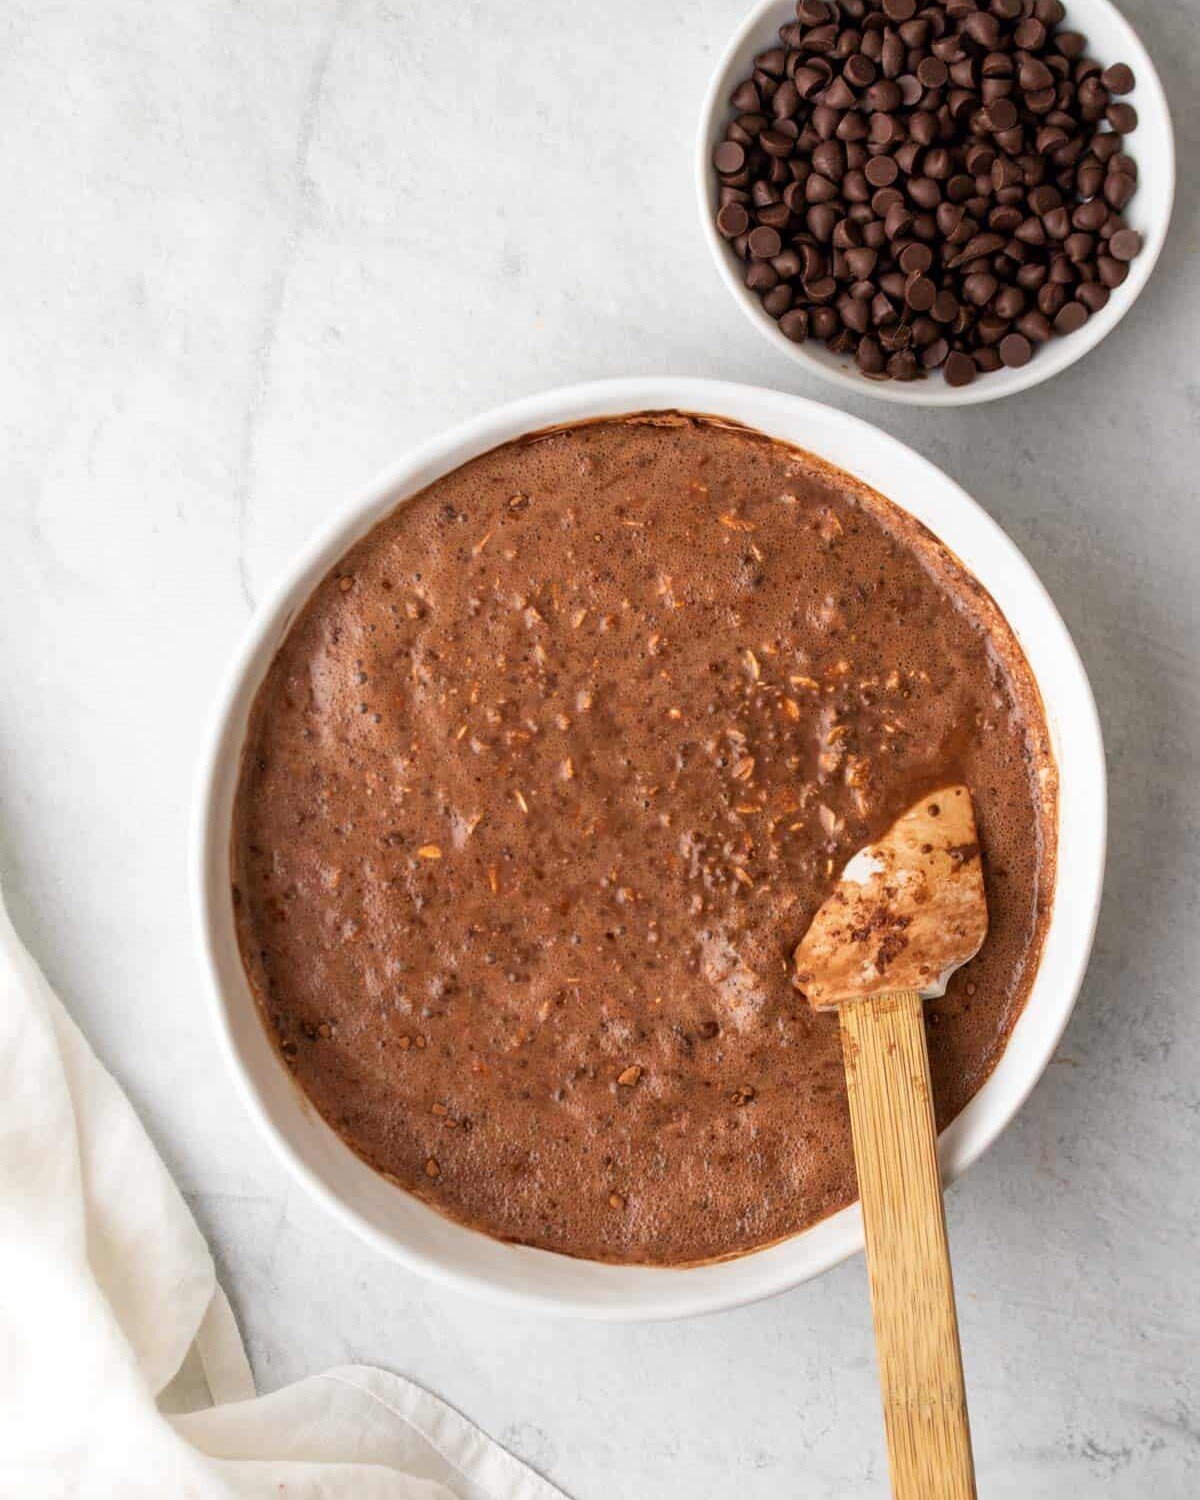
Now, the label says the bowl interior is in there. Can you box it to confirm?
[696,0,1174,407]
[195,379,1105,1319]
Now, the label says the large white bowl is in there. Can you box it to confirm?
[194,378,1105,1319]
[697,0,1174,406]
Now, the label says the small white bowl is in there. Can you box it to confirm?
[697,0,1174,406]
[193,378,1105,1319]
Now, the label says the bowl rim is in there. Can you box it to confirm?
[192,376,1106,1319]
[695,0,1176,407]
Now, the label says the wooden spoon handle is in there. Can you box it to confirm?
[839,989,977,1500]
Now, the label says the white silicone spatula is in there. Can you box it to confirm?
[793,785,989,1500]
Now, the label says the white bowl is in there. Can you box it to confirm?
[193,378,1105,1319]
[696,0,1174,406]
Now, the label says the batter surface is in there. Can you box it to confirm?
[232,413,1056,1264]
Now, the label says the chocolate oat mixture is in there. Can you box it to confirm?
[232,413,1056,1265]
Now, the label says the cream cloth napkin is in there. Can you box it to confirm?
[0,886,568,1500]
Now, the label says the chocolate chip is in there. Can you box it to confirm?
[759,129,794,157]
[1077,281,1110,314]
[1101,63,1135,95]
[906,176,940,211]
[716,202,750,238]
[897,73,924,107]
[1091,132,1122,164]
[964,11,1000,48]
[999,331,1033,367]
[871,186,903,217]
[773,81,802,119]
[985,97,1018,132]
[1027,184,1062,216]
[1064,232,1094,263]
[904,273,936,311]
[899,242,933,274]
[831,218,861,250]
[1042,206,1071,241]
[950,231,1005,265]
[963,272,998,306]
[844,246,878,279]
[944,351,977,386]
[745,259,778,292]
[810,105,840,139]
[1076,159,1105,199]
[886,348,920,379]
[1106,102,1138,134]
[910,316,939,347]
[993,285,1025,320]
[807,171,840,204]
[1108,227,1142,262]
[917,56,948,89]
[879,321,912,356]
[1073,197,1108,232]
[713,141,745,175]
[1097,254,1129,288]
[909,111,938,148]
[896,141,925,175]
[811,139,845,179]
[978,312,1010,345]
[867,80,903,112]
[772,248,803,278]
[931,289,959,322]
[748,225,783,259]
[1019,58,1055,92]
[921,336,950,368]
[807,203,840,242]
[1104,173,1136,210]
[1017,309,1053,342]
[840,295,872,333]
[811,306,840,338]
[1053,300,1089,335]
[856,335,886,373]
[793,65,827,99]
[804,24,840,55]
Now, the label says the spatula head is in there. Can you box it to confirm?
[793,785,988,1011]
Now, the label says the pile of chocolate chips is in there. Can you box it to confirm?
[713,0,1142,385]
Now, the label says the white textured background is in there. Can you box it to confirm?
[1,2,1197,1495]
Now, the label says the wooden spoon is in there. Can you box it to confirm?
[793,785,988,1500]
